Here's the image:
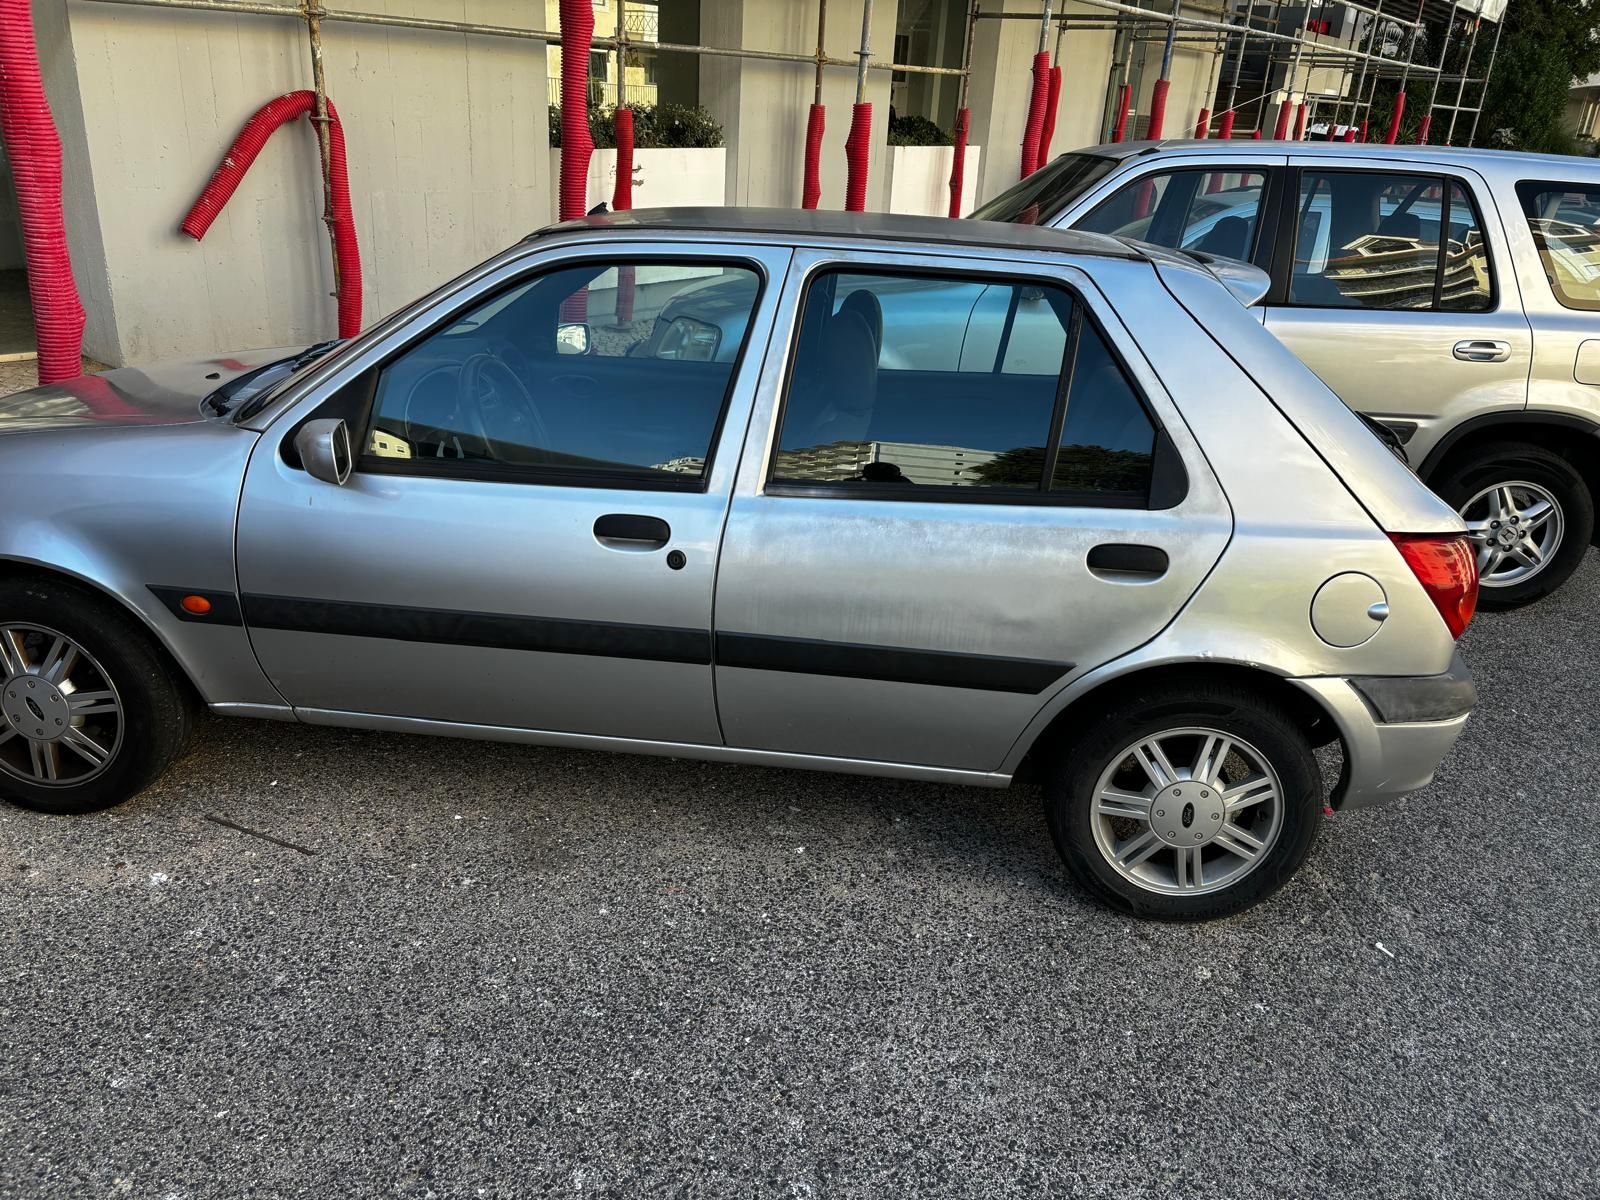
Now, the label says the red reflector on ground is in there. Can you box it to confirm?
[180,595,213,616]
[1389,534,1478,639]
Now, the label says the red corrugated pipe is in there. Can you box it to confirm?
[947,106,970,219]
[802,103,826,210]
[559,0,595,222]
[844,102,872,212]
[1273,99,1293,140]
[1194,108,1211,139]
[1146,78,1171,140]
[1384,92,1406,144]
[612,106,635,324]
[1417,113,1432,145]
[1020,51,1050,178]
[1038,65,1062,164]
[1253,128,1263,139]
[1218,110,1236,139]
[182,90,362,339]
[1342,126,1358,143]
[0,0,86,383]
[1111,84,1132,143]
[1358,119,1369,142]
[1293,103,1308,141]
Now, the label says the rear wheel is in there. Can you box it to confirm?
[1433,443,1593,610]
[0,577,192,815]
[1043,679,1322,921]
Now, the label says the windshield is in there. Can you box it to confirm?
[205,340,345,422]
[970,153,1118,226]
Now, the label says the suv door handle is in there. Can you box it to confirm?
[1087,543,1169,579]
[594,513,671,549]
[1453,339,1511,364]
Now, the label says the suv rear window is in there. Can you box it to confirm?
[970,153,1117,227]
[1517,181,1600,311]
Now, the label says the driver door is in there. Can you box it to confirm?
[235,246,786,745]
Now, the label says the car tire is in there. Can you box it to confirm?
[1432,442,1593,611]
[1043,678,1322,921]
[0,575,192,815]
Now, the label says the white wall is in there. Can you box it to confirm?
[40,0,552,365]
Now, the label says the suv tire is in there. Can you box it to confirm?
[1043,678,1322,921]
[0,576,192,815]
[1433,442,1593,611]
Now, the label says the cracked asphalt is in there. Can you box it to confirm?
[2,556,1597,1199]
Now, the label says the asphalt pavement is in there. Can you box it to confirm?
[2,557,1597,1199]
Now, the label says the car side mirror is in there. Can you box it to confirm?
[295,418,353,486]
[556,322,593,356]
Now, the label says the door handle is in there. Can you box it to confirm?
[594,513,671,549]
[1087,543,1169,579]
[1452,339,1511,364]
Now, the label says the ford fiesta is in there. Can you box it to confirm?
[0,210,1477,919]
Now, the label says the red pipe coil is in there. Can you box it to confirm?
[611,106,635,324]
[182,90,362,339]
[1038,65,1063,164]
[1358,119,1369,142]
[1384,91,1406,144]
[1194,108,1211,139]
[1019,51,1050,178]
[1111,84,1132,143]
[1146,78,1171,140]
[558,0,596,222]
[844,102,872,212]
[1342,127,1358,143]
[0,1,86,383]
[1253,128,1263,139]
[1218,110,1236,139]
[1417,113,1432,145]
[947,106,970,219]
[1293,103,1307,141]
[1273,99,1293,140]
[802,103,826,210]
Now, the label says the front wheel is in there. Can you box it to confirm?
[1434,443,1593,610]
[1044,680,1322,921]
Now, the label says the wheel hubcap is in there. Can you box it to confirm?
[0,624,123,787]
[1460,480,1563,588]
[1090,727,1284,897]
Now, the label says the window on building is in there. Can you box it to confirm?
[770,269,1157,504]
[1516,180,1600,311]
[363,261,761,485]
[1289,171,1493,311]
[1077,170,1269,263]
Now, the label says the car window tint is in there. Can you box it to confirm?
[1441,182,1493,312]
[363,261,760,482]
[1290,171,1446,309]
[1517,181,1600,311]
[1052,320,1155,500]
[1078,170,1267,262]
[771,270,1073,491]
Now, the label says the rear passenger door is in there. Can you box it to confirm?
[1262,160,1531,467]
[711,251,1232,774]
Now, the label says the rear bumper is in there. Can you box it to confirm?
[1290,655,1476,811]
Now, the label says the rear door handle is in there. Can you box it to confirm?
[1453,339,1511,363]
[1087,543,1169,579]
[594,513,671,549]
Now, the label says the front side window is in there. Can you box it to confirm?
[1077,169,1268,262]
[1289,171,1493,312]
[363,260,761,483]
[1517,180,1600,311]
[770,269,1157,504]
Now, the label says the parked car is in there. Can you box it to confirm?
[975,141,1600,608]
[0,209,1477,919]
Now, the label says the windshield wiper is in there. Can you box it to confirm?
[206,339,343,420]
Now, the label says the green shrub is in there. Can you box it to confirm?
[549,103,725,150]
[887,113,951,147]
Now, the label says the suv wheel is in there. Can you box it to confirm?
[1434,443,1593,610]
[1043,679,1321,921]
[0,577,192,815]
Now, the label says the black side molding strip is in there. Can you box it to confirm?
[241,594,713,665]
[716,631,1071,695]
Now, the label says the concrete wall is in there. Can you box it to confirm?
[39,0,551,366]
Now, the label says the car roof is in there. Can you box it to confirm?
[1080,139,1600,176]
[530,206,1146,261]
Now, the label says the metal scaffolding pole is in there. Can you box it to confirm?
[299,1,338,294]
[1421,5,1458,142]
[1465,5,1505,147]
[1445,1,1485,145]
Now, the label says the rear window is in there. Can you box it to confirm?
[970,153,1117,227]
[1517,180,1600,311]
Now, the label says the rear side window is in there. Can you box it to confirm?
[1289,171,1493,312]
[1077,169,1269,263]
[970,153,1118,226]
[1517,180,1600,311]
[769,269,1157,505]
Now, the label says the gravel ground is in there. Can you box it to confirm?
[2,561,1597,1196]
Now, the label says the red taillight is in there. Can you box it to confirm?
[1389,533,1478,639]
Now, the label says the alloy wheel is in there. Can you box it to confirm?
[1090,726,1284,897]
[0,624,124,787]
[1460,480,1563,588]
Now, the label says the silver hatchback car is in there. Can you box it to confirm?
[0,210,1477,919]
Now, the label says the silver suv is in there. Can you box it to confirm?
[977,142,1600,608]
[0,210,1475,919]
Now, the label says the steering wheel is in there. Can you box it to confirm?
[456,352,550,463]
